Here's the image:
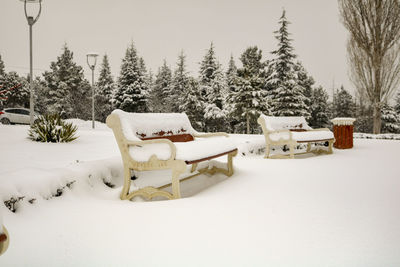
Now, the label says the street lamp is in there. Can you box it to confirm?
[19,0,42,125]
[86,52,98,129]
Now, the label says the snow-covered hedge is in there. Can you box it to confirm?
[354,133,400,140]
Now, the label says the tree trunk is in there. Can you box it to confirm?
[246,112,250,134]
[373,104,382,134]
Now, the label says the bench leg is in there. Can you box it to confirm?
[328,140,334,154]
[171,161,187,199]
[264,144,270,158]
[289,143,295,159]
[307,143,312,153]
[120,165,132,200]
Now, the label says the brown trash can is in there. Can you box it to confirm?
[331,118,356,149]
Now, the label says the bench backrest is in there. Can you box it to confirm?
[259,114,312,132]
[108,109,197,142]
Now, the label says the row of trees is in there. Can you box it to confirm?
[1,9,400,134]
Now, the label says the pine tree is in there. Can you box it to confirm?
[294,61,313,120]
[381,104,400,133]
[309,86,330,128]
[231,47,270,134]
[113,42,148,112]
[179,77,205,130]
[199,43,227,132]
[95,54,114,122]
[0,72,29,108]
[225,55,239,132]
[0,53,5,78]
[150,60,173,112]
[170,51,190,112]
[332,86,356,118]
[269,10,309,117]
[42,44,91,118]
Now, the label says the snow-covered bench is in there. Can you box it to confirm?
[106,109,238,200]
[257,114,334,159]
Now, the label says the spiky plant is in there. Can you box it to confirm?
[28,114,78,143]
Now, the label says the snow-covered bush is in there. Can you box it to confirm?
[28,114,78,143]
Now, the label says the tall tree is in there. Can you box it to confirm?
[225,55,239,132]
[0,53,5,78]
[95,54,114,122]
[198,43,227,132]
[309,86,330,128]
[294,61,314,120]
[339,0,400,133]
[332,86,356,118]
[0,72,29,108]
[170,51,189,112]
[270,10,309,117]
[42,44,91,118]
[113,42,148,112]
[232,46,269,133]
[179,77,205,130]
[150,60,173,112]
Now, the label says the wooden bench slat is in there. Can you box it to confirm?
[185,149,238,164]
[0,233,7,242]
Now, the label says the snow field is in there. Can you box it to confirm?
[0,121,399,266]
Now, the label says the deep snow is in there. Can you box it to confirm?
[0,122,399,266]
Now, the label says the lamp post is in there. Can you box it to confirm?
[86,52,98,129]
[19,0,42,125]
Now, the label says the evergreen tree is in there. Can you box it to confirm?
[170,51,190,112]
[42,44,91,118]
[294,61,313,119]
[225,55,239,132]
[0,53,5,78]
[309,86,330,128]
[381,104,400,133]
[95,54,114,122]
[198,43,227,132]
[332,86,356,118]
[179,77,204,130]
[150,60,173,112]
[0,72,29,108]
[113,42,148,112]
[232,47,270,134]
[269,10,309,117]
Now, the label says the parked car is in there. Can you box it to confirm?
[0,108,38,125]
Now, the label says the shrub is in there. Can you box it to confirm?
[28,114,78,143]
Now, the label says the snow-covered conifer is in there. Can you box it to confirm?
[294,61,313,119]
[179,77,204,131]
[170,51,190,112]
[0,72,29,108]
[113,42,148,112]
[42,44,91,118]
[198,43,227,132]
[332,86,355,118]
[381,104,400,133]
[95,54,114,122]
[150,60,173,112]
[231,47,269,133]
[309,86,330,128]
[269,10,309,117]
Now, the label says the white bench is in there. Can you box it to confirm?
[106,109,238,200]
[257,114,334,158]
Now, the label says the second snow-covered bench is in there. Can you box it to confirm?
[107,109,238,200]
[257,114,334,159]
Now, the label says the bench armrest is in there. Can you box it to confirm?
[194,132,229,138]
[125,139,177,161]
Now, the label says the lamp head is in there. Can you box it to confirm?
[86,52,99,69]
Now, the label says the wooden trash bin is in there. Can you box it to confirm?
[331,118,356,149]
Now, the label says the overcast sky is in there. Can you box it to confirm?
[1,0,351,97]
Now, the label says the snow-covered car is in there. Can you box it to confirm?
[0,108,38,125]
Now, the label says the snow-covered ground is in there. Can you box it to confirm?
[0,122,399,266]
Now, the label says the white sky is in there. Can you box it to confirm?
[1,0,352,97]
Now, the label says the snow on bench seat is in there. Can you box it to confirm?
[106,109,238,200]
[258,114,334,158]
